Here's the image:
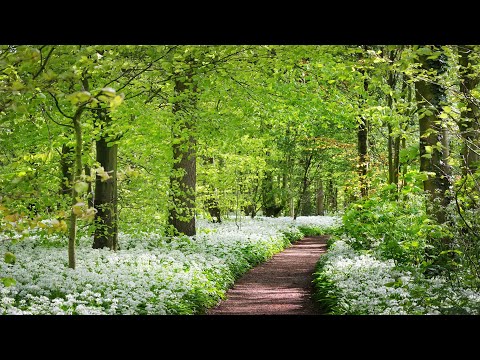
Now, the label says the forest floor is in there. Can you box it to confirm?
[206,235,329,315]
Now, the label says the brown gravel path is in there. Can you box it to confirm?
[206,235,329,315]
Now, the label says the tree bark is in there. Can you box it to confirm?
[85,165,94,209]
[358,114,369,197]
[458,45,480,175]
[358,66,369,198]
[415,45,451,225]
[204,156,221,223]
[316,179,324,216]
[59,143,74,196]
[386,57,401,191]
[388,123,394,184]
[293,154,312,220]
[169,68,197,236]
[327,178,337,213]
[393,136,401,188]
[68,107,85,269]
[93,109,118,250]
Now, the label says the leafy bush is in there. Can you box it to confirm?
[342,188,450,266]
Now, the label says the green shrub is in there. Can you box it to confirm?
[341,187,450,266]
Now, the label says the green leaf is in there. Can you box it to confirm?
[1,277,16,287]
[72,202,86,216]
[96,167,111,182]
[417,47,433,56]
[11,81,24,91]
[4,252,16,264]
[74,181,89,194]
[67,91,92,105]
[109,94,124,109]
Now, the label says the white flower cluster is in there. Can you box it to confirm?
[265,215,341,229]
[0,215,338,315]
[318,238,480,315]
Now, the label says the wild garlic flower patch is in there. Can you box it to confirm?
[316,238,480,315]
[265,215,341,229]
[0,215,337,315]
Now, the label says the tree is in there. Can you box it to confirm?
[458,45,480,175]
[93,109,119,250]
[168,50,199,236]
[357,47,371,198]
[414,45,451,225]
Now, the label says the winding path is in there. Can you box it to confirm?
[206,235,329,315]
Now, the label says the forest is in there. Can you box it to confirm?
[1,45,479,315]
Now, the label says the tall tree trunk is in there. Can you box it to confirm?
[169,68,197,236]
[327,178,337,213]
[386,53,395,186]
[60,143,74,196]
[415,45,451,225]
[204,156,221,223]
[85,165,94,209]
[388,123,394,184]
[93,109,118,250]
[68,107,85,269]
[358,65,369,198]
[458,45,480,175]
[358,114,369,197]
[401,136,407,190]
[400,82,414,191]
[393,136,401,188]
[386,56,401,191]
[316,178,324,216]
[333,185,338,212]
[293,154,312,220]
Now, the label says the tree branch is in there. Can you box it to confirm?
[114,45,179,92]
[47,91,75,119]
[33,46,55,80]
[41,105,74,128]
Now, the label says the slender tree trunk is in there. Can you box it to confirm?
[401,136,407,190]
[93,109,118,250]
[358,114,369,197]
[386,65,401,190]
[358,66,369,197]
[68,107,85,269]
[458,45,480,175]
[333,185,338,212]
[388,123,394,184]
[85,165,94,208]
[393,136,401,188]
[169,70,197,236]
[204,156,221,223]
[400,82,414,191]
[294,154,312,220]
[316,179,324,216]
[60,143,74,195]
[415,45,451,225]
[327,179,337,213]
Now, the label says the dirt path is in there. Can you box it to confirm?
[206,235,329,315]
